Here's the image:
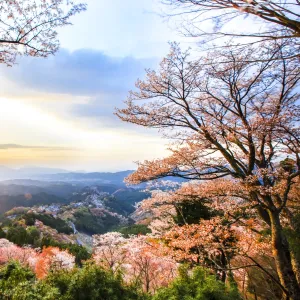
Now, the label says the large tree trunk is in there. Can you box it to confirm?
[269,210,300,300]
[283,207,300,285]
[291,252,300,286]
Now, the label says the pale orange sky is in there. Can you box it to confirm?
[0,0,252,171]
[0,97,169,171]
[0,0,178,171]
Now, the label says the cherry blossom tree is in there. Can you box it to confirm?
[0,0,86,66]
[93,232,128,274]
[162,0,300,56]
[33,246,75,279]
[137,180,277,287]
[116,43,300,299]
[0,239,75,279]
[93,232,178,293]
[122,235,177,293]
[0,238,37,265]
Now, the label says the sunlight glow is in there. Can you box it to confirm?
[0,97,167,170]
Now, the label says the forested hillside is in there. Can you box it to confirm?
[0,0,299,299]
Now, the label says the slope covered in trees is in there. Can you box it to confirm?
[115,6,300,296]
[0,0,299,299]
[0,193,68,214]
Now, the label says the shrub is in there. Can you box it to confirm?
[6,226,28,246]
[0,262,59,300]
[118,224,151,237]
[0,226,6,239]
[44,263,147,300]
[0,261,147,300]
[152,266,241,300]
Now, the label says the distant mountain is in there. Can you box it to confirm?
[0,184,45,196]
[0,192,68,214]
[0,168,187,189]
[37,170,134,185]
[36,171,187,186]
[0,167,134,186]
[0,181,82,198]
[0,166,69,180]
[0,179,56,186]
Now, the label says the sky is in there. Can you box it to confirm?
[0,0,194,172]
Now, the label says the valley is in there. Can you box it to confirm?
[0,170,152,250]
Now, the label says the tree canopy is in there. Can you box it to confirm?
[162,0,300,57]
[116,41,300,299]
[0,0,86,65]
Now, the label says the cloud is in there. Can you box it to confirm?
[1,48,158,125]
[4,48,155,96]
[0,144,76,151]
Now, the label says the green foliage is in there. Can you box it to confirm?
[117,224,151,237]
[173,201,213,225]
[0,226,6,238]
[0,261,34,289]
[44,263,146,300]
[0,262,242,300]
[280,158,297,173]
[26,226,41,247]
[0,262,59,300]
[8,281,60,300]
[25,213,73,234]
[23,213,35,226]
[0,262,146,300]
[104,190,150,216]
[73,208,104,234]
[0,262,35,299]
[2,212,72,244]
[152,266,241,300]
[73,208,120,235]
[6,226,28,246]
[284,214,300,268]
[5,225,41,247]
[40,236,56,247]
